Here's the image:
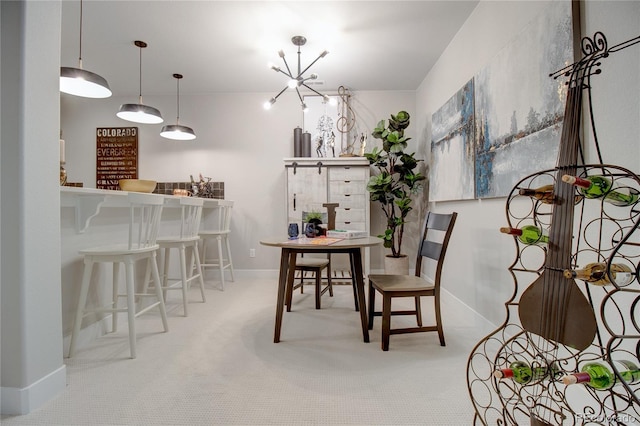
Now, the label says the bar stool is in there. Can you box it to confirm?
[152,197,206,316]
[68,192,169,359]
[199,200,235,290]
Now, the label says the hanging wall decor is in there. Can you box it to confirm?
[96,127,138,190]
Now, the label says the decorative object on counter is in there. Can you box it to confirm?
[59,132,67,185]
[118,179,157,193]
[155,181,224,198]
[301,131,311,157]
[293,127,302,157]
[60,162,67,186]
[117,41,163,124]
[160,74,196,140]
[364,111,425,259]
[263,35,336,111]
[172,189,190,196]
[190,174,219,198]
[59,0,112,98]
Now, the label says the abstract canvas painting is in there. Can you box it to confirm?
[430,79,476,202]
[473,0,573,198]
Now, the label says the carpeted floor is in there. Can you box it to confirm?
[1,274,493,425]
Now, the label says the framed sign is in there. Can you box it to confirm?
[96,127,138,190]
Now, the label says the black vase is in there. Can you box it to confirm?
[305,219,322,238]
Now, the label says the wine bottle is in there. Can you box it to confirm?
[563,262,634,286]
[500,225,549,245]
[561,361,640,389]
[189,174,199,196]
[518,185,555,204]
[494,360,558,384]
[562,175,638,206]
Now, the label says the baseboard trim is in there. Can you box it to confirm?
[1,364,66,415]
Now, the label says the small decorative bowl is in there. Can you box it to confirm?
[173,188,190,196]
[118,179,157,193]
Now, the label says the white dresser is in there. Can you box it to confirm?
[284,157,371,276]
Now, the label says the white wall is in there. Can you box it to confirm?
[61,90,416,271]
[415,0,640,325]
[1,0,67,415]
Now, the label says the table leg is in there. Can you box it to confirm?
[274,248,291,343]
[350,248,370,343]
[285,251,298,312]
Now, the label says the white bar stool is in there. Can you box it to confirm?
[199,200,235,290]
[151,196,206,316]
[68,192,169,359]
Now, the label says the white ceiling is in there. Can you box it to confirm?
[60,1,479,97]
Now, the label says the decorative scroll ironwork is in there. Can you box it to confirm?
[467,32,640,425]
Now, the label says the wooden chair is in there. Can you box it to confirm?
[289,255,333,310]
[68,192,169,359]
[368,211,457,351]
[150,196,206,316]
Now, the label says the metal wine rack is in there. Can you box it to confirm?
[466,32,640,426]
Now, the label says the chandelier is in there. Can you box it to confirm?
[263,35,336,111]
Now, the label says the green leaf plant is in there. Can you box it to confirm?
[364,111,425,258]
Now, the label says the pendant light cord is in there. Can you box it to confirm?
[176,78,181,123]
[78,0,83,65]
[138,44,143,102]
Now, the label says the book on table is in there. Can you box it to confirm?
[326,230,368,239]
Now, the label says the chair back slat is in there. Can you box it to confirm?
[127,192,164,250]
[415,211,457,279]
[420,240,443,261]
[215,200,234,233]
[178,197,204,239]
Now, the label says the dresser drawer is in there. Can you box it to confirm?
[329,166,368,181]
[334,221,366,231]
[329,180,366,196]
[329,193,365,208]
[335,208,365,222]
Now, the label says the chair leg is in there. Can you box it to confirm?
[350,252,359,312]
[112,262,121,332]
[381,294,392,351]
[150,252,169,333]
[415,296,422,327]
[435,292,445,346]
[314,269,321,309]
[162,247,171,301]
[217,236,225,291]
[225,236,235,281]
[69,258,94,357]
[367,281,375,330]
[327,258,333,297]
[179,244,189,316]
[124,258,137,359]
[192,243,206,302]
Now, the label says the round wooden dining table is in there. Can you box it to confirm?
[260,236,382,343]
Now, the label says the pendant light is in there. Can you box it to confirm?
[60,0,112,98]
[160,74,196,140]
[117,40,163,124]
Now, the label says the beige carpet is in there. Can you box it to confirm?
[1,274,492,425]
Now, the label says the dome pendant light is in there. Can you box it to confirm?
[160,74,196,140]
[60,0,112,98]
[117,40,163,124]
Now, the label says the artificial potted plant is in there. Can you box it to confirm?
[364,111,425,272]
